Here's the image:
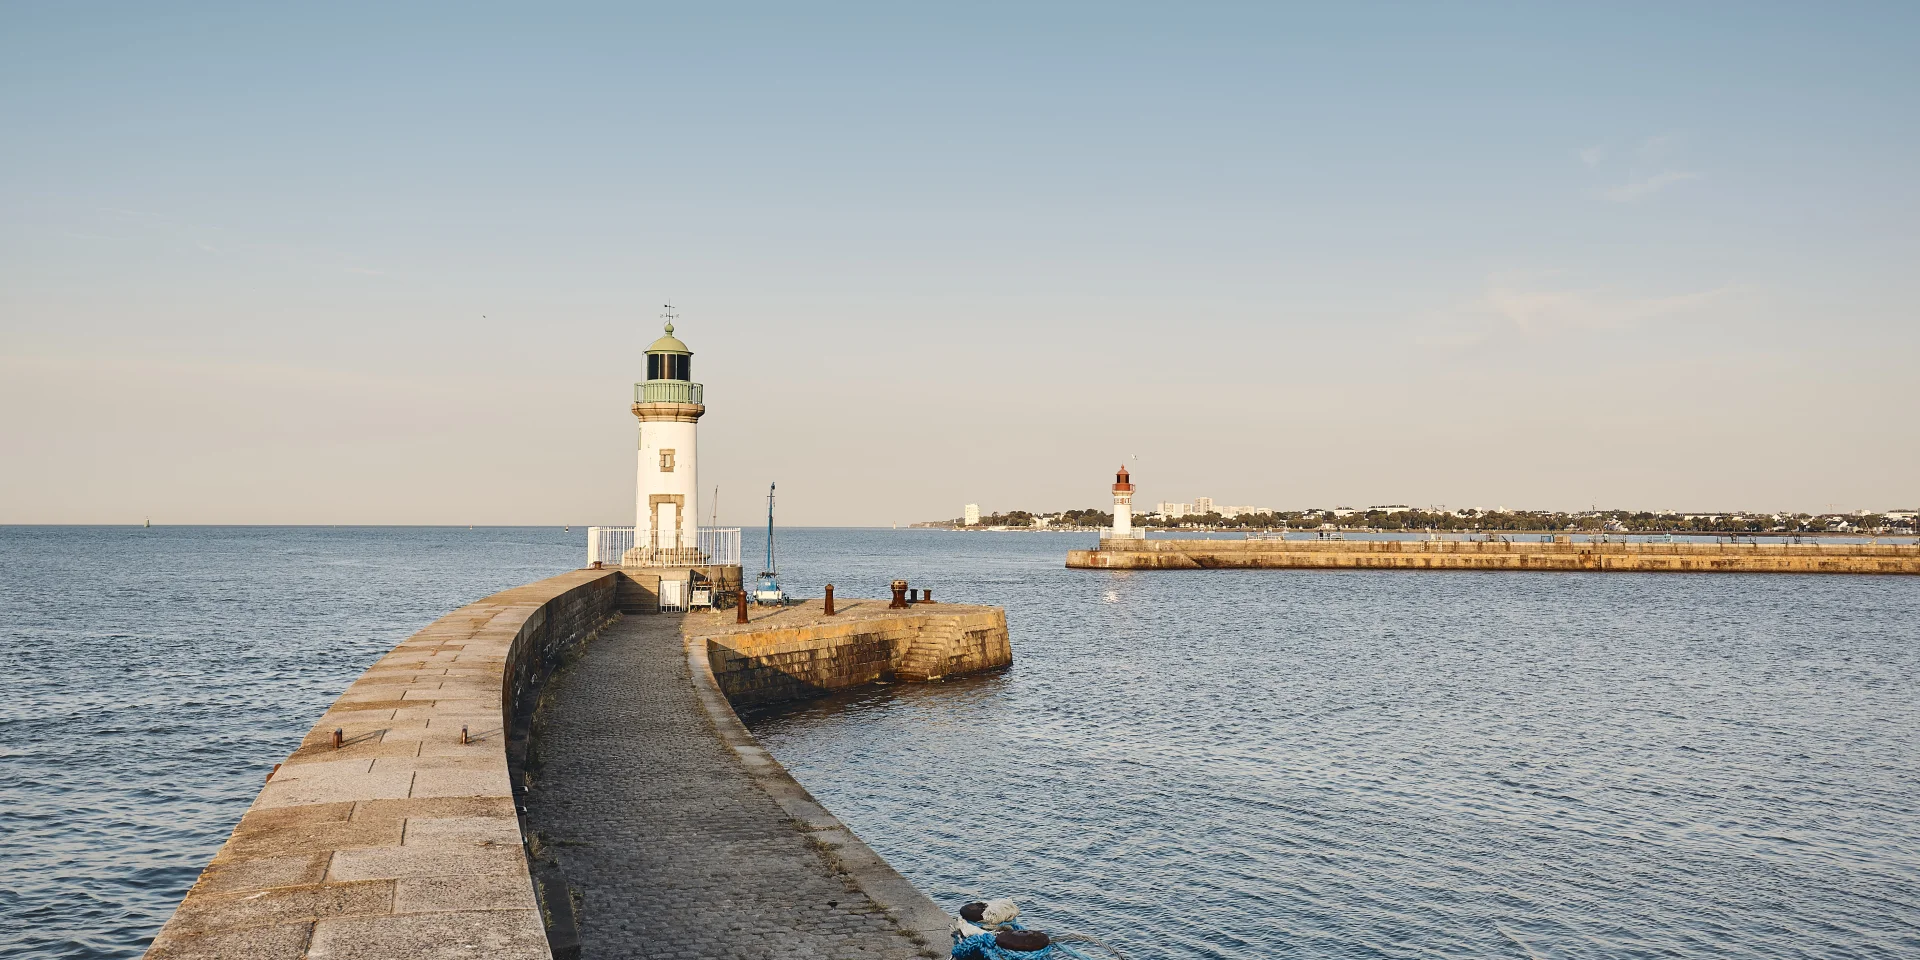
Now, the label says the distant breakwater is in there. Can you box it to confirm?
[1067,538,1920,574]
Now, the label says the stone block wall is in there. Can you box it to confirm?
[690,601,1012,708]
[145,569,620,960]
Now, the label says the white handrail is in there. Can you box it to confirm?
[586,526,741,567]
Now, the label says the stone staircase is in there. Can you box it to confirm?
[893,622,959,681]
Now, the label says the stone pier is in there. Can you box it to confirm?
[522,614,937,958]
[144,570,622,960]
[690,598,1011,707]
[520,598,1009,958]
[145,574,1009,959]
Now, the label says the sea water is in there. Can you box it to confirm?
[3,526,1916,958]
[759,530,1920,959]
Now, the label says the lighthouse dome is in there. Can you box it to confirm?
[647,321,690,356]
[645,319,694,383]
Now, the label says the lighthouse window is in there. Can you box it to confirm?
[659,449,676,472]
[647,354,690,381]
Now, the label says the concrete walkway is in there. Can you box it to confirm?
[524,614,932,960]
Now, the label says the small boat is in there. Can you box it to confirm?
[754,482,785,605]
[948,899,1125,959]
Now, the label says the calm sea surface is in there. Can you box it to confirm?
[4,527,1918,958]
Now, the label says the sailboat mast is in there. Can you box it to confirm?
[765,483,777,575]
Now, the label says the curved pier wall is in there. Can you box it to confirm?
[678,603,1007,946]
[688,599,1012,708]
[145,569,619,960]
[1068,538,1920,574]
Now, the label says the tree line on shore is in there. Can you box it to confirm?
[944,507,1917,535]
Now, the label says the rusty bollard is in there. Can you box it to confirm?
[922,588,933,603]
[737,592,750,623]
[332,727,343,750]
[890,580,910,609]
[824,584,835,616]
[591,560,603,570]
[461,724,469,745]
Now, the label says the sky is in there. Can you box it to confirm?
[3,3,1916,525]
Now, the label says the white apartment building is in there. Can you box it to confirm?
[1152,499,1275,520]
[963,504,980,526]
[1160,500,1218,517]
[1215,505,1275,519]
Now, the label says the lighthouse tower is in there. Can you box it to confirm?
[633,308,704,561]
[1110,464,1134,538]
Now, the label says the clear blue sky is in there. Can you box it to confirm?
[3,4,1915,524]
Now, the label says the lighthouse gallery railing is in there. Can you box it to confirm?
[633,381,704,405]
[587,526,741,568]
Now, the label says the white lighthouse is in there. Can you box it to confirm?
[633,308,704,561]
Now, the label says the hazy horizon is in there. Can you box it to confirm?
[5,5,1915,526]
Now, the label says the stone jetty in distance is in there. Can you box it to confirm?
[1066,466,1920,576]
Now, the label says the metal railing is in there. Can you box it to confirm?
[1100,527,1146,540]
[658,578,687,612]
[587,525,740,567]
[633,381,704,405]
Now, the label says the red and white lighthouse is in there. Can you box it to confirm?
[1111,465,1134,538]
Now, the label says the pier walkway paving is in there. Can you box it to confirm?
[524,613,932,960]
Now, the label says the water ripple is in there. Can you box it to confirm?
[0,525,582,959]
[751,532,1920,960]
[6,527,1918,958]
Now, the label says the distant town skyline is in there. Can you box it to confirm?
[948,499,1918,525]
[3,6,1916,525]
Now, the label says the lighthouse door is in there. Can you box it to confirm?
[648,494,685,553]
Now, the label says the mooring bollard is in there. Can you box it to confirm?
[824,584,835,616]
[591,560,603,570]
[737,593,750,623]
[266,763,280,783]
[922,588,933,603]
[890,580,910,609]
[461,724,469,745]
[332,727,343,750]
